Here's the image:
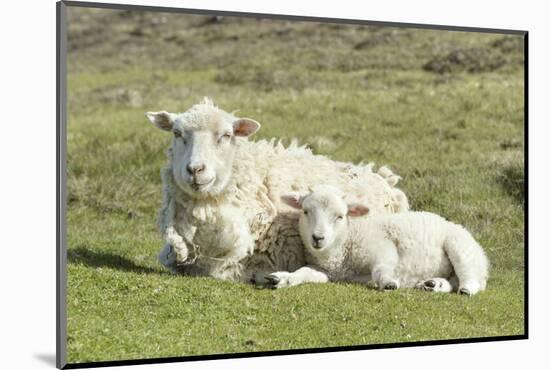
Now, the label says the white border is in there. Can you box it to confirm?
[1,1,547,369]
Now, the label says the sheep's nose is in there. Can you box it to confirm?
[312,234,325,243]
[187,163,205,175]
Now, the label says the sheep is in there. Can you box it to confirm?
[269,184,489,295]
[146,97,409,283]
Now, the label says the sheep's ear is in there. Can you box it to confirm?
[146,111,177,131]
[347,203,369,217]
[281,193,303,209]
[233,118,261,137]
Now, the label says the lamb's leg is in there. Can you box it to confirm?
[415,278,454,293]
[372,265,399,290]
[444,227,489,296]
[264,266,329,289]
[370,240,400,290]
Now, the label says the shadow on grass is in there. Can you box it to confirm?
[68,246,164,275]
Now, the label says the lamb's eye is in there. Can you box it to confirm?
[336,215,344,221]
[303,210,308,215]
[218,133,232,143]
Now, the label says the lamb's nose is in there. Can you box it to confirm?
[312,234,325,243]
[187,163,205,175]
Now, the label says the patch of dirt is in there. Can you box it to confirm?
[214,68,312,92]
[196,16,225,27]
[353,29,405,50]
[491,36,524,53]
[423,48,506,74]
[500,139,523,150]
[492,150,525,205]
[97,88,143,108]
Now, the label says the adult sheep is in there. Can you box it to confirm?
[146,97,409,283]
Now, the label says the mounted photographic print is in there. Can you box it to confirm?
[56,1,527,368]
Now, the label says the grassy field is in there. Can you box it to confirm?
[65,7,525,364]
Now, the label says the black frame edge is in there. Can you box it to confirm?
[523,32,529,338]
[57,1,68,369]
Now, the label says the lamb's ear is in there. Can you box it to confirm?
[347,203,369,217]
[281,193,303,209]
[146,111,177,131]
[233,118,261,137]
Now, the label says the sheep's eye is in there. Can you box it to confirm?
[303,210,308,215]
[336,215,344,221]
[174,131,187,144]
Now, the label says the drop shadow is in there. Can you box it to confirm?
[34,353,56,367]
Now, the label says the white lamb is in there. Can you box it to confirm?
[146,97,409,283]
[268,185,489,295]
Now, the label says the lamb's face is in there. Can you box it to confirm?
[146,98,260,198]
[299,190,349,252]
[281,185,370,253]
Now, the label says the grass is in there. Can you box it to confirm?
[65,7,525,364]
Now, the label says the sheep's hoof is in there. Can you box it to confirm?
[459,288,472,296]
[384,282,398,290]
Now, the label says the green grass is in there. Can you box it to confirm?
[66,7,525,364]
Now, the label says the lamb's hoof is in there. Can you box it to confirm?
[264,274,280,288]
[424,280,437,288]
[384,282,398,290]
[459,288,472,296]
[265,275,280,284]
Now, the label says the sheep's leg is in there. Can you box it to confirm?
[370,240,400,290]
[158,193,194,269]
[158,224,194,273]
[264,266,329,289]
[216,210,255,263]
[164,225,190,262]
[158,243,178,273]
[157,169,195,269]
[444,227,489,296]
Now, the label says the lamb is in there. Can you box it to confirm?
[146,97,409,283]
[268,185,489,295]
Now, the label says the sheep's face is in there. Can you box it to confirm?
[146,98,260,198]
[281,185,369,253]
